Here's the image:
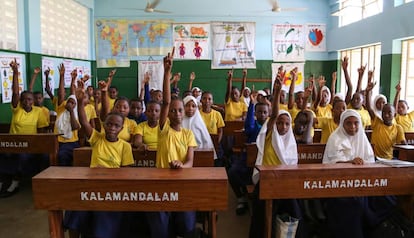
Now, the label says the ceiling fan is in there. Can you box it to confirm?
[121,0,171,13]
[268,0,307,13]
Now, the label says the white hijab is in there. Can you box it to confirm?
[252,110,298,184]
[323,109,375,164]
[372,94,387,120]
[321,86,331,104]
[55,95,78,139]
[182,96,217,159]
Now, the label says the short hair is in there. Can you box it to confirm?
[105,111,124,124]
[20,90,33,99]
[398,99,409,107]
[146,100,161,108]
[33,91,43,96]
[114,96,129,105]
[109,86,118,91]
[201,91,213,97]
[333,99,345,109]
[254,102,269,111]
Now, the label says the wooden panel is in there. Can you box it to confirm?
[393,144,414,162]
[297,143,325,164]
[222,121,244,136]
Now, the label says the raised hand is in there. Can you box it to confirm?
[395,81,401,92]
[108,69,117,78]
[9,58,19,72]
[341,56,349,69]
[34,67,41,74]
[58,63,65,76]
[98,80,109,92]
[189,72,195,81]
[318,75,326,88]
[70,69,77,80]
[44,67,51,79]
[143,72,151,84]
[357,64,367,77]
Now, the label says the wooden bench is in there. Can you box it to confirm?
[73,147,215,167]
[0,133,59,165]
[257,163,414,238]
[32,167,228,238]
[393,144,414,162]
[222,120,245,136]
[313,128,321,143]
[405,132,414,143]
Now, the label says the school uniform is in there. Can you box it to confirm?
[224,99,247,121]
[371,116,405,159]
[134,121,159,150]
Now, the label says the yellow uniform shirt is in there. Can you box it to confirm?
[156,120,197,168]
[200,109,225,135]
[315,104,332,118]
[262,132,281,165]
[224,99,247,121]
[84,104,98,123]
[89,129,134,168]
[109,97,115,110]
[10,104,49,134]
[371,117,405,159]
[135,121,159,150]
[41,106,50,124]
[280,104,288,111]
[54,101,79,143]
[101,117,137,142]
[316,117,338,144]
[355,107,371,129]
[396,111,414,132]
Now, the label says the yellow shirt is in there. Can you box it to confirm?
[316,117,338,144]
[102,118,137,142]
[371,117,405,159]
[54,101,79,143]
[355,107,371,129]
[280,104,288,111]
[135,121,159,150]
[396,111,414,132]
[109,97,115,110]
[10,104,49,134]
[41,106,50,124]
[315,104,332,118]
[200,109,225,135]
[89,129,134,168]
[224,99,247,121]
[262,132,281,165]
[156,120,197,168]
[84,104,98,123]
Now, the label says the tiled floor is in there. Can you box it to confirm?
[0,178,251,238]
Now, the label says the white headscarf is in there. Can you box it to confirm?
[55,95,78,139]
[252,110,298,184]
[182,96,217,159]
[372,94,387,119]
[323,109,375,164]
[243,87,251,106]
[321,86,331,104]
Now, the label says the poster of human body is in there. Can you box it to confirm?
[0,54,24,103]
[173,23,210,60]
[305,23,326,52]
[271,62,305,92]
[211,22,256,69]
[272,24,305,62]
[41,58,55,99]
[138,60,164,92]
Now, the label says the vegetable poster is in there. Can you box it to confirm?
[173,23,210,60]
[0,54,24,103]
[305,23,326,52]
[211,22,256,69]
[271,62,305,93]
[272,24,305,62]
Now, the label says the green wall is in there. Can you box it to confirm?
[380,54,402,101]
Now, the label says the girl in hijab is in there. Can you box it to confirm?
[373,94,387,120]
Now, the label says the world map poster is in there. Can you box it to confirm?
[95,19,130,68]
[128,20,173,56]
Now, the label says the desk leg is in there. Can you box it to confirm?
[48,210,64,238]
[209,211,217,238]
[265,200,272,238]
[398,195,414,221]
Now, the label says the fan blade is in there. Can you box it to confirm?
[153,9,171,13]
[148,0,161,9]
[268,0,278,9]
[280,7,307,12]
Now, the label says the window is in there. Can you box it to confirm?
[400,39,414,105]
[40,0,90,59]
[0,0,18,50]
[339,44,381,97]
[335,0,383,27]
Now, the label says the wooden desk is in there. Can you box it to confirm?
[0,133,59,165]
[223,121,244,136]
[394,144,414,162]
[313,128,321,143]
[73,147,214,167]
[257,163,414,238]
[405,132,414,142]
[32,166,228,238]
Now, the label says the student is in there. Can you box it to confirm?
[365,70,406,159]
[92,87,102,116]
[322,109,376,238]
[249,72,302,238]
[146,48,198,238]
[373,94,388,119]
[228,92,269,216]
[64,80,134,238]
[54,64,80,166]
[394,81,414,132]
[239,68,250,107]
[313,75,333,118]
[133,100,160,151]
[224,69,247,121]
[108,85,118,110]
[187,72,201,104]
[0,59,49,198]
[29,66,50,123]
[316,99,347,144]
[128,98,147,124]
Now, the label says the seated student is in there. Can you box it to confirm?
[249,72,303,238]
[394,81,414,132]
[313,75,333,118]
[128,98,147,124]
[108,85,118,110]
[323,109,376,238]
[133,100,160,151]
[238,68,251,107]
[188,71,202,105]
[146,48,199,238]
[228,92,269,216]
[0,59,49,198]
[365,70,406,159]
[54,65,81,166]
[64,80,134,238]
[224,69,248,121]
[29,66,50,124]
[373,94,388,119]
[316,99,347,144]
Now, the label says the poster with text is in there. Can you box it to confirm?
[1,55,24,103]
[271,62,305,93]
[138,60,164,92]
[211,22,256,69]
[272,24,305,62]
[305,23,326,52]
[173,23,210,60]
[41,58,55,99]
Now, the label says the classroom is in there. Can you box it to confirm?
[1,0,414,238]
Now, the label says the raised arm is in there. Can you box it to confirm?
[356,64,366,94]
[330,71,337,104]
[188,72,195,90]
[394,81,401,110]
[57,64,66,106]
[365,69,377,119]
[225,69,233,102]
[10,59,20,108]
[99,69,117,120]
[159,48,175,130]
[267,70,283,134]
[241,68,247,94]
[139,72,150,101]
[44,73,54,100]
[29,67,41,92]
[288,67,297,109]
[75,81,92,138]
[341,56,353,104]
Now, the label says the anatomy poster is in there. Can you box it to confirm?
[138,60,164,92]
[41,58,55,99]
[211,21,256,69]
[305,23,326,52]
[173,23,210,60]
[0,54,24,103]
[272,24,305,62]
[271,62,305,93]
